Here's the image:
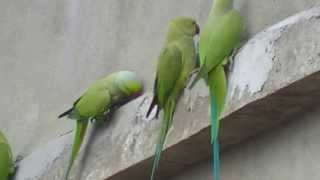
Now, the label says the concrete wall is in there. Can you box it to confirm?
[1,0,319,160]
[171,107,320,180]
[1,0,320,179]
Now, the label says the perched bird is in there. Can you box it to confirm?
[146,17,199,180]
[189,0,243,179]
[0,130,13,180]
[58,71,143,180]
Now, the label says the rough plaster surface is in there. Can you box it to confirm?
[226,7,320,113]
[229,6,320,98]
[10,6,320,180]
[171,107,320,180]
[1,0,320,180]
[15,134,70,180]
[0,0,319,160]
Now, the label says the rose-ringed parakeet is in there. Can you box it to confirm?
[0,130,13,180]
[146,17,199,180]
[58,71,143,180]
[189,0,243,179]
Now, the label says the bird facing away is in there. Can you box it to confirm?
[189,0,243,179]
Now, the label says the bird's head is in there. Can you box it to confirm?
[117,71,144,99]
[170,16,200,36]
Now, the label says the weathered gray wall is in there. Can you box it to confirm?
[171,107,320,180]
[11,6,320,179]
[1,0,320,180]
[1,0,319,160]
[235,0,320,38]
[1,0,208,157]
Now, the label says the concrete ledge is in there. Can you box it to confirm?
[107,7,320,180]
[109,71,320,180]
[15,7,320,180]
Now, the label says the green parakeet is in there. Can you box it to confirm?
[146,17,199,180]
[58,71,143,180]
[189,0,243,179]
[0,130,13,180]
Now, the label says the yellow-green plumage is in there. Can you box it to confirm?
[199,10,242,72]
[147,17,199,180]
[190,0,243,179]
[0,130,13,180]
[208,65,227,121]
[59,71,143,180]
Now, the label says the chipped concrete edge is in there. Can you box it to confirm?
[15,134,71,180]
[224,7,320,115]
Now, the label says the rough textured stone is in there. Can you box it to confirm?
[1,0,320,180]
[1,0,319,159]
[12,6,320,180]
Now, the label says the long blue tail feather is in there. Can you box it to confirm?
[210,95,220,180]
[212,141,220,180]
[150,133,166,180]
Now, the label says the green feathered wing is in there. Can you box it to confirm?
[190,2,243,88]
[61,90,111,180]
[150,44,182,180]
[59,71,142,180]
[189,1,243,180]
[147,17,198,180]
[0,131,13,180]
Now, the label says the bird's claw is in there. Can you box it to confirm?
[187,68,200,89]
[224,47,240,74]
[228,48,239,72]
[189,68,200,77]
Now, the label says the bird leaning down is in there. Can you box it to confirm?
[58,71,143,180]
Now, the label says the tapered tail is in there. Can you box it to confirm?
[150,100,174,180]
[64,119,88,180]
[150,126,167,180]
[210,94,220,180]
[58,108,74,118]
[212,140,220,180]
